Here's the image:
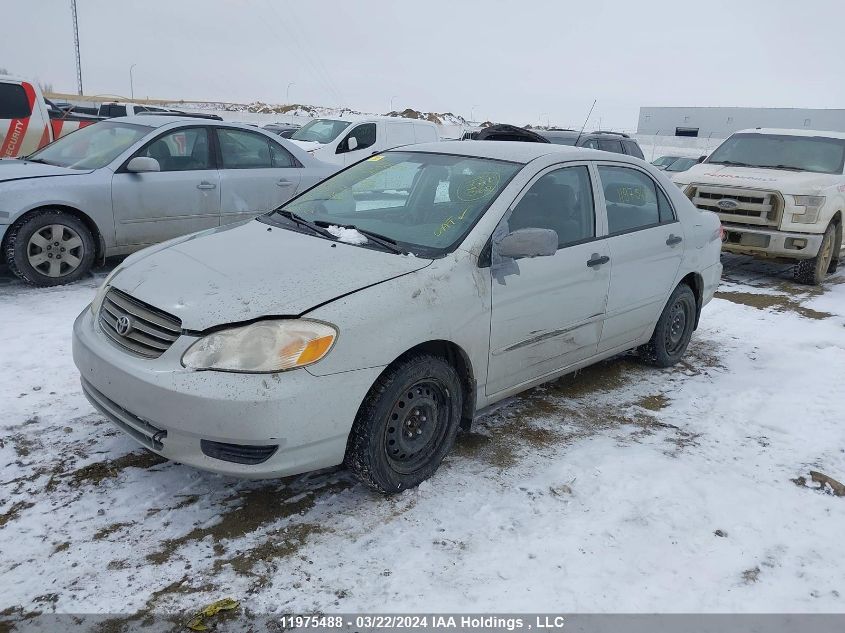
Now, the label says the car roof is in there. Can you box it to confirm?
[391,140,626,164]
[116,115,259,129]
[736,127,845,140]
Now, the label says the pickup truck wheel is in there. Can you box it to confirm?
[345,354,462,494]
[639,283,696,368]
[4,210,95,287]
[827,221,841,274]
[793,222,835,285]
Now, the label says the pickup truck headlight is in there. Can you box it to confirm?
[182,319,337,373]
[791,195,825,224]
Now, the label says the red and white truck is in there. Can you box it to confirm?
[0,75,102,158]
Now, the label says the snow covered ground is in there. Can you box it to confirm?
[1,254,844,619]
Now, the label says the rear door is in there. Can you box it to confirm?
[386,121,416,149]
[595,163,684,352]
[111,126,220,245]
[487,163,611,395]
[215,127,302,225]
[0,80,48,157]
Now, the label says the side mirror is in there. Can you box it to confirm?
[347,136,358,151]
[697,155,707,163]
[126,157,161,173]
[497,228,558,259]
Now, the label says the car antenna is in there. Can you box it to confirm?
[575,99,597,146]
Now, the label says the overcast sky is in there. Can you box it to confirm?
[3,0,843,129]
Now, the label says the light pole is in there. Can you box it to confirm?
[286,82,295,104]
[129,64,136,100]
[390,95,398,112]
[540,112,549,128]
[470,104,479,122]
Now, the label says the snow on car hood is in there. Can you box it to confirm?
[111,219,432,331]
[288,139,324,152]
[673,163,842,194]
[0,159,93,182]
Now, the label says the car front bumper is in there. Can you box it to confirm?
[72,307,382,478]
[721,225,824,260]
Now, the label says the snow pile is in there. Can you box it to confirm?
[326,225,368,245]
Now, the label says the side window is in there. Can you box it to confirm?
[598,139,625,154]
[338,123,377,154]
[581,138,599,150]
[269,140,296,167]
[623,139,645,159]
[507,165,595,248]
[0,83,32,118]
[217,128,273,169]
[598,165,673,234]
[137,127,211,172]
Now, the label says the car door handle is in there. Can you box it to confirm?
[276,179,293,186]
[197,181,217,190]
[586,254,610,268]
[666,234,683,246]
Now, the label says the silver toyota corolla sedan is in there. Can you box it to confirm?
[72,141,722,493]
[0,115,337,286]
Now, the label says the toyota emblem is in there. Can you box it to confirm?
[115,315,133,337]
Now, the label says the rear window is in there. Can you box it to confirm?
[623,139,645,159]
[0,83,32,119]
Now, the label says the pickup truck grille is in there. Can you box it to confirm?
[686,184,782,227]
[98,288,182,358]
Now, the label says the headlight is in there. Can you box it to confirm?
[791,195,825,224]
[90,267,122,316]
[181,319,337,373]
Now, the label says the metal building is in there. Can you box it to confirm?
[637,107,845,139]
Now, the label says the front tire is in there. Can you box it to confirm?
[793,222,836,285]
[345,354,463,493]
[4,210,95,287]
[639,283,696,368]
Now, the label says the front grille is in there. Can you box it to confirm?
[98,288,182,358]
[81,378,167,451]
[687,184,782,227]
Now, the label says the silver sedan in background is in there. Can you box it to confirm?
[0,115,337,286]
[73,141,722,493]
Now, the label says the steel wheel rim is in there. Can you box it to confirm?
[385,379,450,474]
[665,299,689,355]
[27,224,84,278]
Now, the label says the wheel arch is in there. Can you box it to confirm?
[383,339,477,428]
[4,205,105,262]
[678,271,704,329]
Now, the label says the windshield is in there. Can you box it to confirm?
[666,157,698,172]
[706,133,845,174]
[269,151,521,255]
[26,121,151,170]
[290,119,351,144]
[652,155,680,167]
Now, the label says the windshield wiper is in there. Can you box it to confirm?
[273,210,336,239]
[316,222,405,254]
[22,158,53,165]
[711,160,754,168]
[769,164,805,172]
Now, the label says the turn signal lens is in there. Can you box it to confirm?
[182,320,337,373]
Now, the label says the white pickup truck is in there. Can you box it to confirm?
[673,128,844,285]
[0,76,103,158]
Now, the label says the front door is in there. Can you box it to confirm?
[216,127,302,226]
[111,126,220,246]
[337,123,378,165]
[595,163,684,352]
[487,164,611,395]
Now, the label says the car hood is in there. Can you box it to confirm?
[111,220,433,331]
[673,163,842,194]
[288,139,324,152]
[0,159,93,182]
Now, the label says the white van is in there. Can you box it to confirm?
[289,117,440,165]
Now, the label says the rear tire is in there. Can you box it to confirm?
[639,283,696,368]
[345,354,463,494]
[4,210,95,287]
[793,222,836,285]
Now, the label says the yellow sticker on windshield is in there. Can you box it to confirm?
[367,155,385,161]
